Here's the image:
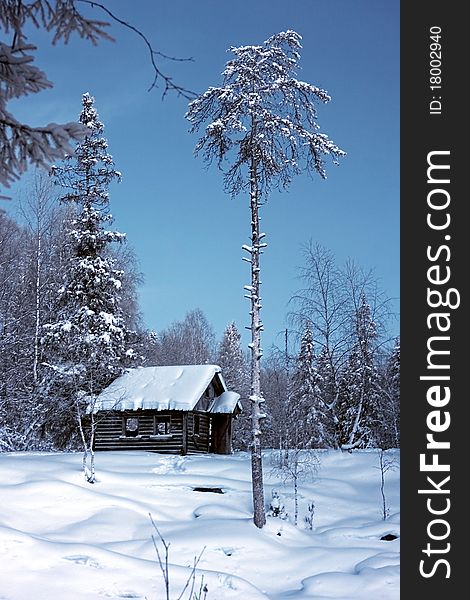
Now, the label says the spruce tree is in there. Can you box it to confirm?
[41,93,129,448]
[287,324,335,448]
[336,296,382,449]
[316,346,340,444]
[378,337,400,448]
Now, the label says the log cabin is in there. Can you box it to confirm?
[92,365,242,455]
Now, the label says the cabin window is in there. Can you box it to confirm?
[124,417,139,437]
[193,414,200,435]
[154,416,171,436]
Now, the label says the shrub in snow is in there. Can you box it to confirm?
[304,501,315,531]
[267,489,288,520]
[270,447,319,526]
[150,513,208,600]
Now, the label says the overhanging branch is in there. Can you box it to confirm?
[77,0,197,99]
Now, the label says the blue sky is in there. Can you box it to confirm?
[8,0,399,352]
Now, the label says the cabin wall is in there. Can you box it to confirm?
[94,410,220,454]
[94,410,185,453]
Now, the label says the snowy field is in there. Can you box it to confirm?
[0,449,399,600]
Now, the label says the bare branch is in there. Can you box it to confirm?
[77,0,196,99]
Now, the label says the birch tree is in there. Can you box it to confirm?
[289,242,350,414]
[18,173,63,384]
[156,308,215,366]
[186,30,344,527]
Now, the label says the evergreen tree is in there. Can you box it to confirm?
[186,29,344,528]
[316,348,339,420]
[377,337,400,448]
[217,322,250,450]
[41,93,130,447]
[336,296,382,449]
[287,324,335,449]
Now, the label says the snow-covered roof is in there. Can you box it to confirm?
[209,391,242,414]
[93,365,240,413]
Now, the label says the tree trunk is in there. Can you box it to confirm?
[294,469,298,526]
[347,370,366,448]
[77,398,96,484]
[248,156,266,528]
[33,225,41,384]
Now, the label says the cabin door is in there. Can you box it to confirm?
[210,415,232,454]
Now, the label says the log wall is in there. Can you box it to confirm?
[94,410,215,454]
[95,410,184,453]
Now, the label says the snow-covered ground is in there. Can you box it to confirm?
[0,449,399,600]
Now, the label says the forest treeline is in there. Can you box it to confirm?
[0,178,399,452]
[0,90,398,455]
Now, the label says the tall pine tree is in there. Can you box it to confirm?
[41,93,130,448]
[186,30,344,528]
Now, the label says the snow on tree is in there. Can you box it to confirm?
[40,92,130,456]
[315,347,340,442]
[0,176,76,450]
[287,323,335,449]
[377,336,400,448]
[186,30,344,528]
[289,242,348,414]
[286,324,317,448]
[336,295,382,449]
[259,349,289,450]
[0,210,35,449]
[216,321,250,450]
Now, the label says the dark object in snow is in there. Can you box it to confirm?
[381,533,398,541]
[268,490,288,520]
[92,365,242,455]
[193,487,224,494]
